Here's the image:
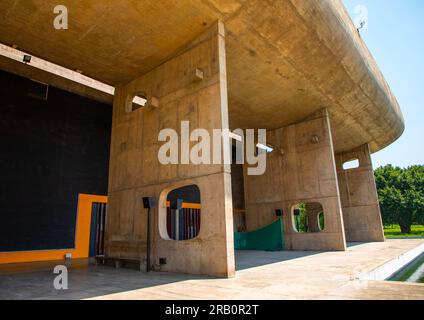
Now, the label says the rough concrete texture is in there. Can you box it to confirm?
[336,144,385,242]
[0,1,402,277]
[106,22,235,278]
[0,240,423,300]
[0,0,404,153]
[244,110,346,251]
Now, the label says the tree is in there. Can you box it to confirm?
[375,165,424,234]
[295,203,308,233]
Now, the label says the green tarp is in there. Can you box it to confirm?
[234,217,285,251]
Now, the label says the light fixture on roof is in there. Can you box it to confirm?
[22,54,31,64]
[229,132,243,142]
[357,20,366,34]
[256,143,274,153]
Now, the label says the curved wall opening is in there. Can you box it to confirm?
[292,202,325,233]
[159,185,201,241]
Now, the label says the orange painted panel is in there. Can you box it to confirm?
[166,201,201,209]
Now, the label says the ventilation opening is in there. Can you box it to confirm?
[256,143,274,154]
[129,94,147,112]
[164,185,201,241]
[343,159,360,170]
[292,202,325,233]
[28,79,49,101]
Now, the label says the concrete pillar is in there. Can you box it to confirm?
[243,142,285,232]
[306,203,322,233]
[243,109,347,251]
[336,144,385,242]
[105,21,235,277]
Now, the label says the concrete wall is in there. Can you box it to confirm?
[105,22,235,277]
[244,110,346,251]
[336,144,385,242]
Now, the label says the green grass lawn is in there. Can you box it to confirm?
[384,225,424,238]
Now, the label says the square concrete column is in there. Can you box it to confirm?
[105,21,235,277]
[243,109,347,251]
[336,144,385,242]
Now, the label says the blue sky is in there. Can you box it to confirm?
[344,0,424,168]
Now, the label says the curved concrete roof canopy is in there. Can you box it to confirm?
[0,0,404,153]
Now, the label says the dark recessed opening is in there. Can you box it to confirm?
[0,69,112,252]
[165,185,201,241]
[28,80,49,101]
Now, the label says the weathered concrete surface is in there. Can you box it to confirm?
[0,0,404,153]
[106,22,235,277]
[336,144,385,242]
[0,0,404,277]
[0,56,113,105]
[1,240,423,300]
[243,110,346,251]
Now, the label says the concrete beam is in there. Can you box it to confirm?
[0,56,113,105]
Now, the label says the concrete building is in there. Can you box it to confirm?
[0,0,404,279]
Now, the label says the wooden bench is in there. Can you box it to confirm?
[96,256,146,272]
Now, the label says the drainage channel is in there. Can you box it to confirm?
[388,253,424,283]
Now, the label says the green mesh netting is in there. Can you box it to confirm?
[234,217,285,251]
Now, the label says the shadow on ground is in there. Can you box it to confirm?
[0,263,208,300]
[235,243,375,271]
[235,250,321,271]
[1,247,352,300]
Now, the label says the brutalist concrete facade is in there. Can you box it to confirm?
[0,0,404,277]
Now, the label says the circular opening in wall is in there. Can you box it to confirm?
[292,202,325,233]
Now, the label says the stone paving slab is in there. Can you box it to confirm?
[0,239,423,300]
